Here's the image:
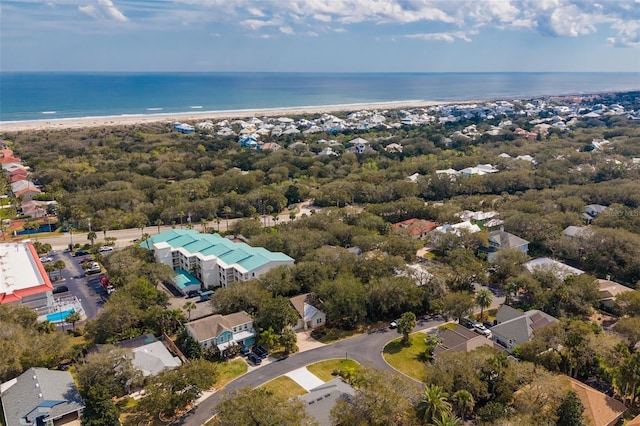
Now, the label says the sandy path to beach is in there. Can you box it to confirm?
[0,100,452,132]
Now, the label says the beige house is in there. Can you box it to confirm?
[290,293,326,331]
[596,279,634,308]
[185,311,256,351]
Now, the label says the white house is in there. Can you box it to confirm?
[290,293,326,331]
[142,230,294,289]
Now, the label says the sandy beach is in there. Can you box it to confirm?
[0,100,448,133]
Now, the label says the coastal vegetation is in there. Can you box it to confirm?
[2,91,640,424]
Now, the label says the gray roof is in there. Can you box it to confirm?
[488,230,529,249]
[132,341,182,377]
[1,368,84,426]
[492,308,557,348]
[299,378,355,426]
[433,325,494,355]
[562,226,592,238]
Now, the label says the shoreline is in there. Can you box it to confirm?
[0,100,458,132]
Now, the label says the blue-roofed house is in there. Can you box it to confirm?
[142,230,294,288]
[0,368,84,426]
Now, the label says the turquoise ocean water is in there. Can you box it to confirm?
[1,72,639,122]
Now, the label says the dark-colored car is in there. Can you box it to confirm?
[240,346,251,356]
[53,285,69,294]
[253,345,268,359]
[75,250,89,257]
[247,353,262,365]
[186,290,200,299]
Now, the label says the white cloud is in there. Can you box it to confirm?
[307,31,319,36]
[279,25,294,35]
[406,31,472,43]
[313,13,331,22]
[247,7,264,17]
[78,0,128,22]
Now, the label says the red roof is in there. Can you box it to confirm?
[0,242,53,304]
[392,219,438,237]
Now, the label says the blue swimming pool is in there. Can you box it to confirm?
[46,309,75,323]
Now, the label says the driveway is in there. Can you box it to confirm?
[285,368,324,391]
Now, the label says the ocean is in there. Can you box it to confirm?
[1,72,639,122]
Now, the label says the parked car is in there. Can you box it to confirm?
[52,285,69,294]
[389,321,398,329]
[253,345,268,359]
[186,290,200,299]
[240,346,251,356]
[473,323,492,337]
[39,256,53,263]
[74,250,89,257]
[99,246,114,253]
[247,353,262,365]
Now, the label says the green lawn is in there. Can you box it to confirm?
[382,332,428,382]
[217,359,248,388]
[310,327,362,344]
[306,359,361,382]
[258,376,307,400]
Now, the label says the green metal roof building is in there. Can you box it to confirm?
[142,229,294,291]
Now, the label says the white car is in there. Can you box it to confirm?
[389,321,398,329]
[39,256,53,263]
[99,246,114,252]
[473,323,492,337]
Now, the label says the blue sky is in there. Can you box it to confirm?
[1,0,639,72]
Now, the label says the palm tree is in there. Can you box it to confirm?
[183,301,196,321]
[431,412,463,426]
[87,231,97,249]
[223,206,232,231]
[44,262,55,279]
[201,219,209,233]
[155,219,164,234]
[416,384,452,425]
[65,311,81,332]
[451,390,474,421]
[475,288,493,320]
[53,260,66,280]
[504,281,518,305]
[258,327,280,350]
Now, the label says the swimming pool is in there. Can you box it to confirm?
[46,308,75,323]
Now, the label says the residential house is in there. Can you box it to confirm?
[561,225,592,239]
[142,229,294,288]
[290,293,326,331]
[11,180,41,201]
[384,143,403,153]
[433,221,482,236]
[432,324,495,356]
[347,137,370,154]
[20,200,57,219]
[172,122,195,134]
[480,229,529,262]
[524,257,585,280]
[392,219,438,239]
[299,379,355,426]
[94,334,183,377]
[582,204,607,224]
[490,305,558,351]
[568,377,626,426]
[1,367,84,426]
[257,142,281,152]
[596,279,634,309]
[185,311,256,351]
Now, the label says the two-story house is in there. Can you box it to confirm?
[185,311,256,352]
[479,228,529,262]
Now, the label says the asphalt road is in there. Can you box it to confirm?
[30,201,316,251]
[173,318,446,426]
